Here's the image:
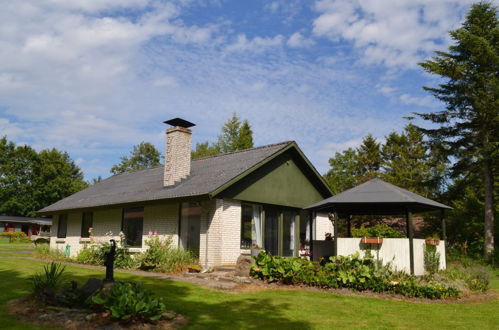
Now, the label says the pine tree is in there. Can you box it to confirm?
[110,142,161,174]
[356,134,382,182]
[415,2,499,259]
[237,120,254,150]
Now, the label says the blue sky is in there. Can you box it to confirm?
[0,0,487,180]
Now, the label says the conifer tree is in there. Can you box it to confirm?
[415,2,498,259]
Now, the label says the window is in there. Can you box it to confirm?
[57,214,67,238]
[241,204,263,249]
[122,207,144,247]
[81,212,93,238]
[283,211,297,257]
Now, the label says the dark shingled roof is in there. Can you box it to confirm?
[306,178,451,214]
[39,142,293,213]
[0,216,52,226]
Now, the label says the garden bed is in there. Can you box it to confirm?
[7,298,187,329]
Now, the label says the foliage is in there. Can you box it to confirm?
[192,113,254,159]
[0,232,31,243]
[137,235,196,273]
[34,244,71,261]
[29,262,66,302]
[251,252,462,299]
[415,3,498,259]
[110,141,161,174]
[75,242,137,269]
[0,136,87,217]
[89,281,166,323]
[424,244,441,274]
[324,124,447,197]
[351,224,405,238]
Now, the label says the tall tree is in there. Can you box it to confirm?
[415,2,499,259]
[381,123,447,197]
[356,134,382,182]
[324,148,360,194]
[0,136,87,217]
[111,142,161,174]
[192,113,254,159]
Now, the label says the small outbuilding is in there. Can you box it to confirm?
[306,178,452,275]
[0,216,52,237]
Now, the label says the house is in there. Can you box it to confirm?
[38,118,333,268]
[0,216,51,237]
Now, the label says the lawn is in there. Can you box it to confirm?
[0,250,498,329]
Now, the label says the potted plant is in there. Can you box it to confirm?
[425,234,440,246]
[360,237,383,244]
[251,245,264,257]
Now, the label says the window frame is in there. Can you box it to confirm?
[57,214,68,238]
[80,212,93,238]
[121,207,144,247]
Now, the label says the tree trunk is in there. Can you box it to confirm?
[483,159,495,260]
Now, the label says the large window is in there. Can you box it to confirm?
[241,204,262,249]
[283,211,297,257]
[57,214,67,238]
[122,207,144,247]
[81,212,93,238]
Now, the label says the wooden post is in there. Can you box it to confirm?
[333,212,339,257]
[440,209,447,242]
[309,211,314,261]
[406,210,415,275]
[347,215,352,238]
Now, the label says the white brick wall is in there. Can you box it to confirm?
[164,127,192,186]
[49,203,179,257]
[221,199,242,265]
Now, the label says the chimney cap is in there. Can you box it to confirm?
[163,118,196,128]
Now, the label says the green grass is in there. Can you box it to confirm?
[0,242,33,251]
[0,255,498,329]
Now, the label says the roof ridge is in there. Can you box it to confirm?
[192,141,294,161]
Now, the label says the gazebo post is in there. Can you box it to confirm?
[333,212,339,257]
[406,209,415,275]
[347,215,352,238]
[440,209,447,242]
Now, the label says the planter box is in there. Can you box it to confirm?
[425,239,440,246]
[360,237,383,244]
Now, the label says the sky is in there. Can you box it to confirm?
[0,0,488,180]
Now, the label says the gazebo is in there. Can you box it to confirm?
[306,178,452,275]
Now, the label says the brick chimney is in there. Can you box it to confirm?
[163,118,195,186]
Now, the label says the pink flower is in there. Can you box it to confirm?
[148,231,153,236]
[160,242,166,247]
[88,227,93,233]
[154,231,158,236]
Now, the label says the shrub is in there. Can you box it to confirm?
[75,242,137,269]
[251,251,462,299]
[137,235,197,273]
[34,244,71,261]
[0,232,31,243]
[352,224,405,238]
[89,281,166,323]
[29,262,66,303]
[424,244,440,274]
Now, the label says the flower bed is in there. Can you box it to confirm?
[250,252,490,299]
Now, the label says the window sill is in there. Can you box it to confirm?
[80,238,92,243]
[127,247,143,253]
[55,238,66,244]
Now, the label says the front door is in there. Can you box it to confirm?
[180,202,201,257]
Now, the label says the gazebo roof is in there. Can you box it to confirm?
[305,178,451,215]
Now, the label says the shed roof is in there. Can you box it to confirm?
[0,216,52,226]
[305,178,451,215]
[39,141,331,214]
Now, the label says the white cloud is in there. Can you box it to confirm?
[287,32,315,48]
[225,34,284,53]
[399,93,436,107]
[312,0,477,68]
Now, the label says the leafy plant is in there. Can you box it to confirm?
[34,244,71,261]
[89,281,166,322]
[75,242,137,269]
[424,244,440,274]
[29,262,66,302]
[0,232,31,243]
[352,224,405,238]
[137,235,197,273]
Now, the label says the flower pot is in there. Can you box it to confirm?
[251,249,264,257]
[425,239,440,246]
[360,237,383,244]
